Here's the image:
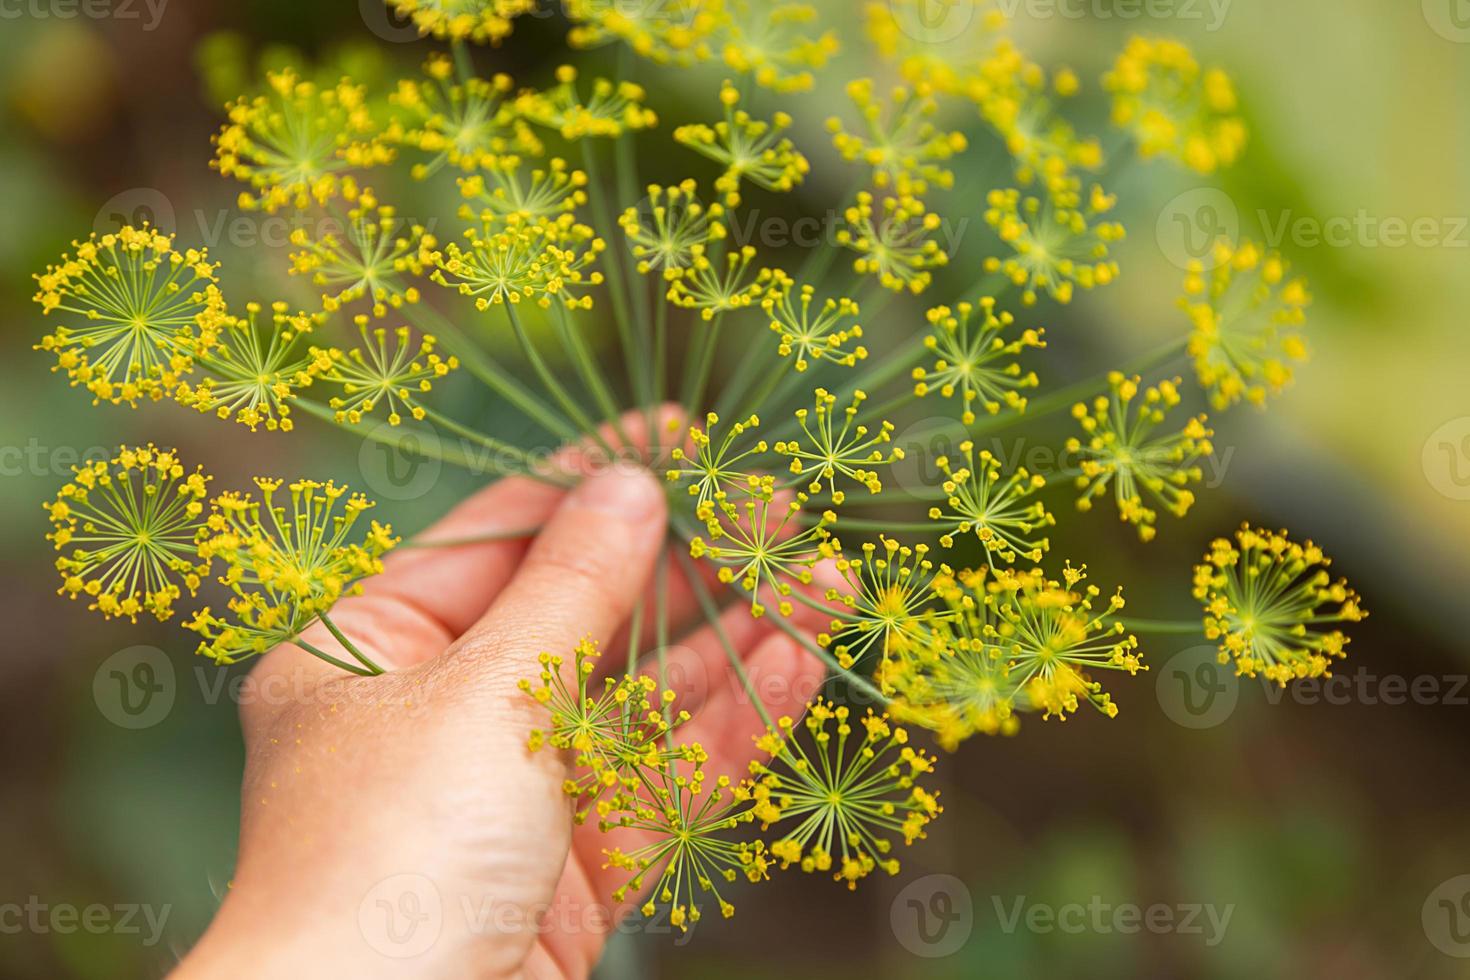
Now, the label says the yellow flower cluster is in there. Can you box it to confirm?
[1103,36,1247,175]
[1181,239,1311,410]
[676,81,808,208]
[1194,526,1366,685]
[1067,374,1214,541]
[388,0,534,45]
[189,478,397,665]
[46,449,395,670]
[33,225,227,405]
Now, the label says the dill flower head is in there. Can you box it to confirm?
[883,568,1030,748]
[430,213,604,309]
[973,44,1103,185]
[384,54,539,178]
[774,388,901,503]
[603,747,770,930]
[983,180,1124,306]
[315,318,458,426]
[1181,238,1310,410]
[516,65,658,140]
[46,445,211,622]
[666,244,766,321]
[761,271,866,372]
[748,699,940,890]
[911,298,1044,424]
[667,411,770,505]
[1066,374,1214,542]
[838,191,948,295]
[187,479,397,664]
[983,563,1141,720]
[927,440,1052,562]
[675,81,809,207]
[566,0,724,66]
[689,494,834,618]
[821,536,951,674]
[667,412,770,506]
[1102,36,1247,175]
[212,68,391,213]
[719,0,839,94]
[387,0,535,45]
[519,637,686,823]
[863,0,1008,95]
[1194,525,1366,686]
[619,180,726,279]
[33,225,227,405]
[173,302,327,433]
[827,78,968,196]
[288,182,430,318]
[458,155,588,221]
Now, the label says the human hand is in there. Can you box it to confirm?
[175,411,828,979]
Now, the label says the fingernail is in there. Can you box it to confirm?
[566,466,665,521]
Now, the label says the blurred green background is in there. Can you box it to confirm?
[2,1,1468,977]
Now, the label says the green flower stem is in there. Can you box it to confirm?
[402,526,544,549]
[415,405,568,486]
[1123,618,1205,635]
[295,637,378,677]
[975,336,1188,434]
[675,547,776,732]
[293,398,557,482]
[801,514,939,532]
[504,303,617,460]
[654,550,675,749]
[712,323,775,418]
[405,302,578,444]
[680,312,724,422]
[624,597,644,727]
[862,388,918,424]
[759,600,890,708]
[579,139,645,408]
[552,303,635,450]
[319,610,387,674]
[450,40,475,85]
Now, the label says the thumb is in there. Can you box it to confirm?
[442,465,668,688]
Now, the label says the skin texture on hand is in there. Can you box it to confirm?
[175,412,827,980]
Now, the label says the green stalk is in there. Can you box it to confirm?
[319,611,387,674]
[674,548,776,731]
[552,303,635,450]
[504,303,617,459]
